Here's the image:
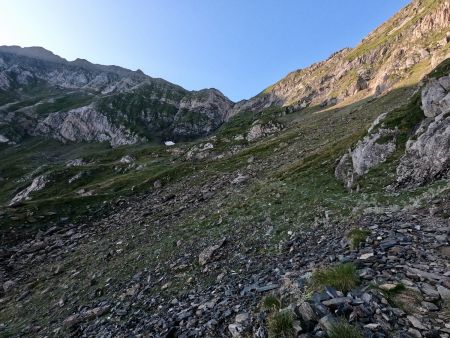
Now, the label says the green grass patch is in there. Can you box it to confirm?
[262,295,282,312]
[428,58,450,79]
[372,283,423,313]
[347,229,371,249]
[267,310,295,338]
[329,321,363,338]
[311,263,359,292]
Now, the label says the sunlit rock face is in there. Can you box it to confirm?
[0,46,234,146]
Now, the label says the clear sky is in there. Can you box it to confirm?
[0,0,410,101]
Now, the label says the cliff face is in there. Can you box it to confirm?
[231,0,450,116]
[396,66,450,186]
[0,46,233,146]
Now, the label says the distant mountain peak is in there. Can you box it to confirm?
[0,45,67,63]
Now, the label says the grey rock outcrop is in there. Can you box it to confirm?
[421,75,450,117]
[397,73,450,186]
[34,106,139,147]
[247,120,283,142]
[396,116,450,186]
[9,175,48,206]
[351,128,397,176]
[335,113,397,189]
[172,89,234,139]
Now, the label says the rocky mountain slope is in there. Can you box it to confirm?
[231,0,450,116]
[0,46,233,146]
[1,0,450,337]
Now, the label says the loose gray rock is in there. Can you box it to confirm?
[198,238,226,266]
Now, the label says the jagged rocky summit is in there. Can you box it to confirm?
[0,46,233,146]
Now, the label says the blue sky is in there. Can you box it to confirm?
[0,0,410,101]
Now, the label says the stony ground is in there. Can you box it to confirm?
[2,197,450,337]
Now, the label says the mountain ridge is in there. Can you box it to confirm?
[1,0,449,146]
[0,46,234,145]
[230,0,450,116]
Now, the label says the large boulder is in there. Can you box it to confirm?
[9,175,48,206]
[335,113,397,189]
[396,74,450,186]
[247,120,283,142]
[421,75,450,117]
[396,114,450,186]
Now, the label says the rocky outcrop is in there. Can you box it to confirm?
[421,74,450,117]
[335,113,397,189]
[397,73,450,186]
[34,106,140,147]
[247,120,283,142]
[351,128,397,176]
[172,89,234,139]
[9,175,48,206]
[397,116,450,186]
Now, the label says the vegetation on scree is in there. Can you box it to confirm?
[328,321,363,338]
[262,295,282,312]
[347,228,370,249]
[372,283,423,314]
[267,310,295,338]
[310,263,359,293]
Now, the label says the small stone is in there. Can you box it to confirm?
[408,328,422,338]
[319,314,337,333]
[296,302,317,322]
[322,297,352,307]
[420,283,440,301]
[364,323,381,330]
[359,252,374,260]
[421,301,438,311]
[235,313,249,324]
[361,292,372,303]
[379,283,399,291]
[312,291,331,303]
[380,239,398,250]
[407,315,427,330]
[231,174,249,185]
[292,320,303,335]
[198,238,226,266]
[2,280,15,294]
[325,286,339,298]
[228,323,244,337]
[256,284,279,292]
[391,307,406,317]
[437,285,450,299]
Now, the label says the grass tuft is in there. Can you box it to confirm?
[262,295,282,312]
[267,310,295,338]
[328,321,363,338]
[372,283,422,313]
[311,263,359,292]
[347,228,371,249]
